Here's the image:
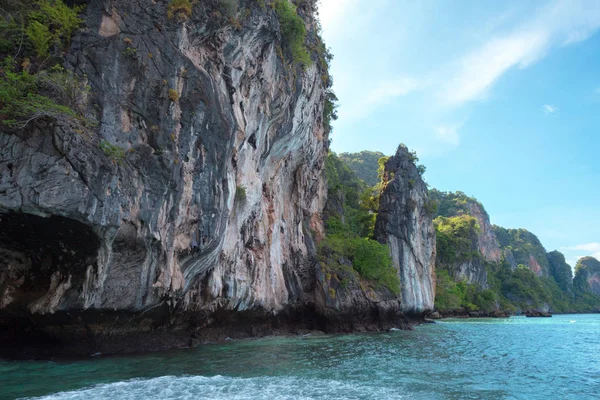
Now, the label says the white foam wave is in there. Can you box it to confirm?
[25,375,415,400]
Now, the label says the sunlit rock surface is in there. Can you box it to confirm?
[374,145,436,314]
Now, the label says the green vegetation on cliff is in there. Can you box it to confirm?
[572,257,600,311]
[434,215,480,266]
[486,262,571,312]
[435,269,497,312]
[428,189,484,218]
[431,190,598,314]
[547,250,573,294]
[0,0,88,129]
[273,0,311,66]
[320,152,399,293]
[338,151,387,186]
[493,226,550,274]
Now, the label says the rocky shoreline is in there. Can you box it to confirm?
[0,304,419,360]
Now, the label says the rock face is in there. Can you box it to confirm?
[428,190,500,287]
[314,262,407,332]
[452,259,488,289]
[574,257,600,297]
[0,0,333,355]
[547,251,573,295]
[493,226,550,277]
[466,202,501,263]
[374,145,436,314]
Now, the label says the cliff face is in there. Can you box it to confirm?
[466,202,501,263]
[0,0,332,355]
[428,190,499,288]
[454,202,498,288]
[374,145,436,314]
[574,257,600,297]
[547,251,574,296]
[493,227,550,277]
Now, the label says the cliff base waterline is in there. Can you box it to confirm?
[0,304,416,359]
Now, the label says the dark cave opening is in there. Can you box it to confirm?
[0,212,100,309]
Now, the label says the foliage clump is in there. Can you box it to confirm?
[168,88,179,102]
[0,0,88,129]
[0,60,89,128]
[435,269,497,312]
[235,185,247,203]
[25,0,84,57]
[428,189,484,219]
[167,0,193,21]
[434,215,480,266]
[320,152,399,293]
[319,235,399,294]
[100,139,126,162]
[338,151,387,187]
[273,0,311,66]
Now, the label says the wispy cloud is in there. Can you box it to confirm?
[562,243,600,266]
[434,124,461,146]
[363,78,420,107]
[562,243,600,252]
[438,0,600,106]
[440,31,548,105]
[543,104,558,114]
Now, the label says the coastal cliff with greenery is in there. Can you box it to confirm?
[0,0,598,360]
[340,151,600,315]
[0,0,439,358]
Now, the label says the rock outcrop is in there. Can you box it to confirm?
[466,201,501,263]
[574,256,600,297]
[0,0,336,356]
[493,226,550,277]
[547,250,574,295]
[450,257,488,289]
[428,190,497,288]
[374,145,436,314]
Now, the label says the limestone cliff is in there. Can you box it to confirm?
[374,145,436,314]
[466,202,501,263]
[493,226,550,277]
[547,250,574,296]
[428,190,499,288]
[574,257,600,297]
[0,0,334,356]
[434,215,489,288]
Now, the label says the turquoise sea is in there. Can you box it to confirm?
[1,314,599,399]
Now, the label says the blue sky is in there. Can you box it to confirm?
[318,0,600,268]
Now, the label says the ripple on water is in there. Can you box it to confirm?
[1,314,599,400]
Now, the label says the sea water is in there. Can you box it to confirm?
[1,314,599,399]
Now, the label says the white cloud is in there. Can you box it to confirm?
[562,243,600,252]
[434,124,461,146]
[363,78,420,107]
[562,243,600,267]
[438,0,600,106]
[440,31,548,105]
[543,104,558,114]
[336,77,422,122]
